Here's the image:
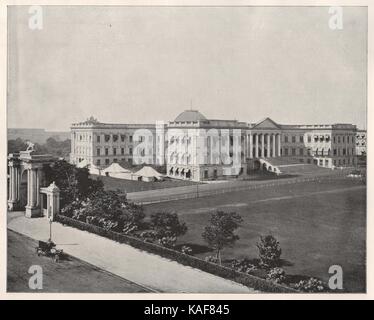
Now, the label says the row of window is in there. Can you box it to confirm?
[95,134,153,143]
[283,134,355,144]
[96,134,134,143]
[97,147,132,156]
[96,158,132,166]
[282,147,355,156]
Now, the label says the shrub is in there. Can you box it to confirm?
[257,235,282,269]
[122,221,138,235]
[150,212,187,240]
[139,230,158,243]
[291,277,326,293]
[266,267,286,284]
[230,259,258,274]
[181,245,193,255]
[205,255,219,264]
[158,236,177,248]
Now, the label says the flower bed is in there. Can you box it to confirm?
[55,214,297,293]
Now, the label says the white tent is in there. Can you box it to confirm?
[102,162,133,179]
[134,166,164,182]
[76,159,89,168]
[88,164,102,176]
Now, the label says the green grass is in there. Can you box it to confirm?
[145,178,366,292]
[92,174,201,193]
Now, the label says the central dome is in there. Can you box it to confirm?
[174,110,207,122]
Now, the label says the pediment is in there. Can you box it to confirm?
[253,118,281,129]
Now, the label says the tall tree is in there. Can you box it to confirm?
[202,211,243,265]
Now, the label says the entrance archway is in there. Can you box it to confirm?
[7,145,57,218]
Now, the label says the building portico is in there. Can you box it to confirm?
[8,146,57,218]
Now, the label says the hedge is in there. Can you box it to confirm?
[55,214,297,293]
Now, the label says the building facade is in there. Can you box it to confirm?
[70,111,358,181]
[356,129,367,156]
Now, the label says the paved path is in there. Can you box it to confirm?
[7,212,255,293]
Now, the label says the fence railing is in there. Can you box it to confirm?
[129,172,357,205]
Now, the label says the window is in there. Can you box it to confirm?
[121,135,125,142]
[307,135,311,143]
[113,158,117,163]
[343,148,346,156]
[105,159,110,165]
[113,148,117,156]
[325,159,329,166]
[284,148,289,156]
[292,148,296,156]
[333,136,336,143]
[80,135,82,141]
[319,159,323,166]
[121,148,124,155]
[105,148,109,156]
[284,135,288,143]
[342,136,345,143]
[292,136,296,143]
[129,148,133,155]
[97,135,101,143]
[129,136,133,143]
[105,135,110,142]
[96,159,101,166]
[299,148,304,156]
[204,170,209,179]
[300,136,304,143]
[113,135,118,142]
[96,148,100,156]
[338,136,341,143]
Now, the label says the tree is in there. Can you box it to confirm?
[256,235,282,269]
[8,138,27,154]
[202,211,243,265]
[150,212,188,247]
[44,160,103,206]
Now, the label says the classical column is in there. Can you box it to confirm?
[15,167,20,201]
[30,169,36,207]
[277,134,281,156]
[36,169,40,207]
[27,169,31,207]
[249,133,253,159]
[272,134,276,157]
[261,134,265,158]
[267,134,271,158]
[255,134,259,158]
[9,168,14,201]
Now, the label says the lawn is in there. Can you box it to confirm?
[91,174,201,193]
[144,178,366,292]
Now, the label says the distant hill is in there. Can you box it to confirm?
[8,128,70,144]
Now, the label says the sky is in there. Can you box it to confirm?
[7,6,367,131]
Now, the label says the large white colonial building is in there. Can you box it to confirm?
[70,111,358,181]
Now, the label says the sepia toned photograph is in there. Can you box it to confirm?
[5,4,367,295]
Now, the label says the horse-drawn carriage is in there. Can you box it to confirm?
[36,240,63,262]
